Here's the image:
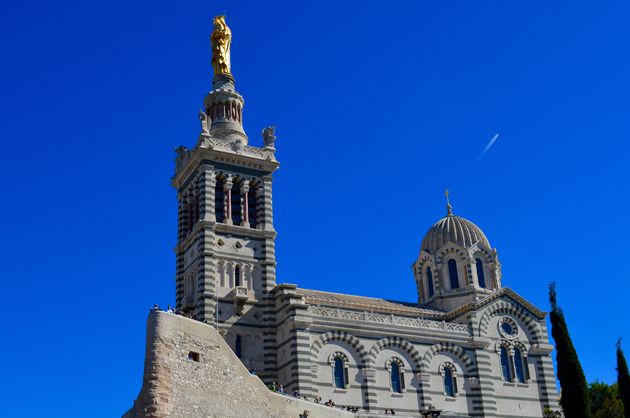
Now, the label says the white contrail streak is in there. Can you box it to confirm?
[477,133,501,161]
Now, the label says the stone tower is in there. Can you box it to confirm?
[171,17,279,381]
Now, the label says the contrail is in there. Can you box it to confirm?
[477,133,501,161]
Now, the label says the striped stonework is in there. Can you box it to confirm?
[471,349,500,417]
[256,176,278,383]
[419,342,475,375]
[367,337,423,369]
[477,299,544,344]
[193,225,217,322]
[310,331,369,366]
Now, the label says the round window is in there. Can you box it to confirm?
[498,317,518,339]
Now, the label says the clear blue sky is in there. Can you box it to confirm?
[1,1,629,416]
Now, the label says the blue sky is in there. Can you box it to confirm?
[1,1,629,416]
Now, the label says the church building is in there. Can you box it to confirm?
[169,16,559,417]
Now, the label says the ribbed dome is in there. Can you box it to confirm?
[421,213,490,253]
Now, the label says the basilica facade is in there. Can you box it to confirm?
[171,17,559,417]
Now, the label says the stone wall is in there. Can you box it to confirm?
[122,311,358,418]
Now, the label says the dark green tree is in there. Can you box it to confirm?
[589,381,623,418]
[617,339,630,418]
[549,282,592,417]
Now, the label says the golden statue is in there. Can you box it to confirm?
[211,15,232,76]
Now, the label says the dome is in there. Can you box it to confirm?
[421,208,490,253]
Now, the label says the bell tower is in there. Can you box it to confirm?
[171,16,280,379]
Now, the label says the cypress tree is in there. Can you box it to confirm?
[617,338,630,418]
[549,282,592,417]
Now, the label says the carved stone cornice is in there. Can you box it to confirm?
[307,305,471,335]
[172,139,279,189]
[445,287,547,321]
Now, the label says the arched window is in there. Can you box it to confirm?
[235,335,242,358]
[333,357,346,388]
[476,258,486,288]
[390,362,404,393]
[185,274,195,297]
[444,367,456,397]
[231,183,242,225]
[235,265,242,287]
[500,346,511,381]
[448,259,459,289]
[426,267,434,298]
[514,348,526,383]
[215,180,225,223]
[248,186,257,228]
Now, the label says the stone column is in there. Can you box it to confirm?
[226,262,234,288]
[260,175,274,231]
[217,261,225,288]
[522,352,531,381]
[255,183,264,230]
[241,180,250,228]
[224,176,233,225]
[200,166,216,223]
[508,349,517,383]
[244,264,253,291]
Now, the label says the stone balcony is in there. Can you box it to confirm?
[229,286,249,304]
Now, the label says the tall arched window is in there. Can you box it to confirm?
[476,258,486,288]
[235,335,242,358]
[390,362,402,393]
[514,348,526,383]
[426,267,435,298]
[231,183,242,225]
[248,186,257,228]
[500,346,511,381]
[444,367,456,397]
[448,259,459,289]
[333,357,346,388]
[215,180,225,223]
[235,265,242,287]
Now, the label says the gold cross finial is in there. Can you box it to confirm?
[445,188,453,215]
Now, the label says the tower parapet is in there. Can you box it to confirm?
[203,73,248,146]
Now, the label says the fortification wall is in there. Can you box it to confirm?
[122,311,357,418]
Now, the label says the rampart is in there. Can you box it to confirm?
[123,311,364,418]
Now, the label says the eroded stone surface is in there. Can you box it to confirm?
[123,311,355,418]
